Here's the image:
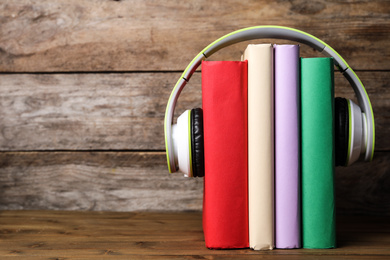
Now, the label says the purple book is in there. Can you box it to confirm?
[274,44,301,249]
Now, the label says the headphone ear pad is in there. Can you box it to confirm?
[335,97,349,166]
[191,108,205,177]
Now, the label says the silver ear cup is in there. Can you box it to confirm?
[171,124,179,168]
[172,110,193,177]
[347,99,366,165]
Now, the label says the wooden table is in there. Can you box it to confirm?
[0,211,389,259]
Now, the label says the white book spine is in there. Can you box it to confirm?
[243,44,274,250]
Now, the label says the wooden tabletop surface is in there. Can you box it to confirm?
[0,210,389,259]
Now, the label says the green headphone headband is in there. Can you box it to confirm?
[165,25,375,173]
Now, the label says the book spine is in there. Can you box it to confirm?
[243,44,274,250]
[202,60,249,249]
[301,57,336,249]
[274,44,301,249]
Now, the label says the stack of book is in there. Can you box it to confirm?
[202,43,336,250]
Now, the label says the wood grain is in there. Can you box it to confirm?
[335,151,390,216]
[0,0,389,215]
[0,211,389,258]
[0,0,389,72]
[0,151,388,215]
[0,72,201,150]
[0,71,388,151]
[0,151,203,211]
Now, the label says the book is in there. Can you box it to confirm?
[201,60,249,249]
[301,57,336,249]
[242,44,274,250]
[274,44,301,249]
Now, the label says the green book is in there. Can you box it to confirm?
[301,57,336,249]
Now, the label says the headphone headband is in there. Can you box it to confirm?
[165,25,375,173]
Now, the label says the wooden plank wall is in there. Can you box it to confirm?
[0,0,389,215]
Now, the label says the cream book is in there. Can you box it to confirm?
[242,44,274,250]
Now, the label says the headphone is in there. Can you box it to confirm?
[164,25,375,177]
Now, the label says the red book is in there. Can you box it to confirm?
[202,60,249,249]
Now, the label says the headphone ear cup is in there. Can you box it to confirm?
[335,97,349,166]
[190,108,205,177]
[175,110,192,177]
